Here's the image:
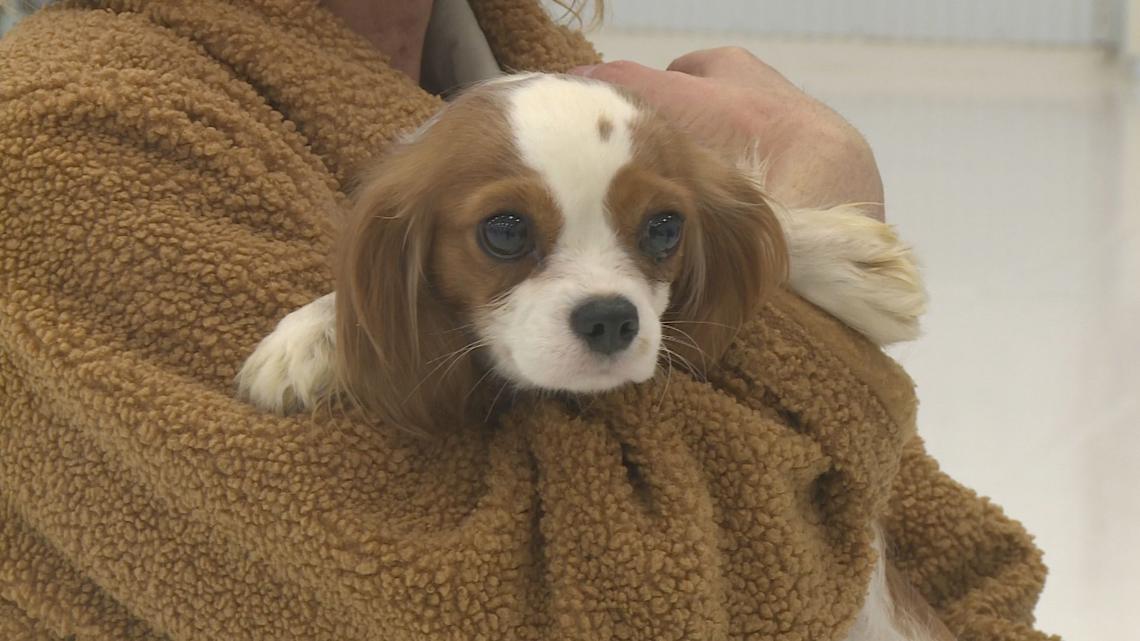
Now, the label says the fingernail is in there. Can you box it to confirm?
[569,64,598,78]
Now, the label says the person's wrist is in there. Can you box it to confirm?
[763,113,885,218]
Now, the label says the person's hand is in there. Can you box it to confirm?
[571,48,885,219]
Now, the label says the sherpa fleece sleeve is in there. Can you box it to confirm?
[0,6,428,639]
[713,293,1058,641]
[885,439,1058,641]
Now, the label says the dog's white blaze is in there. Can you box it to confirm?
[507,75,638,249]
[488,76,663,391]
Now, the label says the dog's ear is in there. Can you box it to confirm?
[334,147,476,435]
[669,148,788,373]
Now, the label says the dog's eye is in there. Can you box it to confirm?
[640,212,684,260]
[478,212,533,260]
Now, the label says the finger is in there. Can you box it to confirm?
[569,59,665,90]
[667,46,760,75]
[569,60,706,113]
[667,47,794,89]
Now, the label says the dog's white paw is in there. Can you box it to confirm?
[236,292,338,414]
[780,206,927,345]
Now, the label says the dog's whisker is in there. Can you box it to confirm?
[439,322,477,335]
[425,338,486,365]
[659,343,695,376]
[661,323,702,348]
[659,340,703,380]
[661,325,709,377]
[660,336,705,368]
[401,340,488,405]
[465,366,497,403]
[660,341,704,376]
[473,290,514,313]
[438,340,488,383]
[654,351,675,413]
[486,379,514,423]
[660,334,699,350]
[663,319,736,331]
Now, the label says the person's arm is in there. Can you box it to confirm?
[571,47,885,220]
[886,438,1058,641]
[578,49,1057,640]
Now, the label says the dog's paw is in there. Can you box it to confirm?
[780,206,927,345]
[236,293,338,414]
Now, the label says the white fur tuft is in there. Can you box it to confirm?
[844,530,918,641]
[236,292,338,414]
[778,205,927,345]
[843,528,948,641]
[736,151,927,346]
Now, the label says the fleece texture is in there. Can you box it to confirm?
[0,1,1057,639]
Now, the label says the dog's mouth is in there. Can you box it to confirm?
[494,341,659,394]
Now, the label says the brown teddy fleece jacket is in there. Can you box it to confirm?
[0,1,1057,639]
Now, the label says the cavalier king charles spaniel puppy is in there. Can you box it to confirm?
[237,73,924,428]
[236,73,945,641]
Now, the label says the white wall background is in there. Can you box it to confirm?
[597,0,1121,46]
[1128,0,1140,55]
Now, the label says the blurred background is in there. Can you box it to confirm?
[586,2,1140,640]
[4,1,1138,639]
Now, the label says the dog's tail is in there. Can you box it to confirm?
[778,204,927,346]
[735,150,926,346]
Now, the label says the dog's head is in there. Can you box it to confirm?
[336,74,786,432]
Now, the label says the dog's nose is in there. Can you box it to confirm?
[570,296,640,355]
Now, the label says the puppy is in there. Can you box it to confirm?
[237,74,944,641]
[237,73,923,426]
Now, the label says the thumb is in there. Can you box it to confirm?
[568,60,670,94]
[566,61,706,120]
